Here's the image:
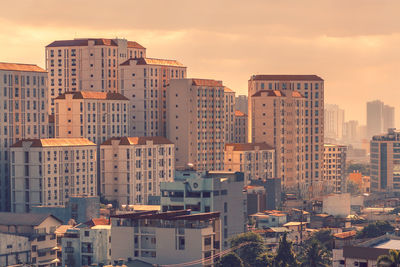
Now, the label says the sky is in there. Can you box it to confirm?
[1,0,399,126]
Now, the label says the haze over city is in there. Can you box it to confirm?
[1,0,399,125]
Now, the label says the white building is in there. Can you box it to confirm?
[0,62,49,211]
[111,210,221,267]
[54,91,129,145]
[100,136,175,205]
[0,232,30,266]
[119,57,187,137]
[324,104,345,141]
[166,79,225,171]
[10,138,97,212]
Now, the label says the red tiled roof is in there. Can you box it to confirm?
[46,38,145,49]
[55,91,129,101]
[101,136,174,146]
[234,110,247,117]
[225,142,274,151]
[250,75,323,81]
[0,62,46,73]
[121,57,184,67]
[11,138,96,148]
[84,218,110,227]
[191,79,223,87]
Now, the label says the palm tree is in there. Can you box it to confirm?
[298,239,331,267]
[377,250,400,267]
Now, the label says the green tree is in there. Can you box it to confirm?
[217,252,244,267]
[230,232,265,267]
[254,252,276,267]
[306,230,334,251]
[298,239,331,267]
[356,221,395,239]
[274,233,298,267]
[346,163,370,176]
[377,249,400,267]
[347,180,361,196]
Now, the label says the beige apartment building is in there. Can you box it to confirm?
[251,90,307,193]
[249,75,324,195]
[10,138,97,213]
[0,62,49,211]
[224,143,275,184]
[224,87,236,143]
[167,79,225,171]
[46,38,146,114]
[323,144,347,193]
[54,91,129,145]
[234,110,248,143]
[119,57,187,137]
[100,136,174,205]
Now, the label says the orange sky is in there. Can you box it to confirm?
[1,0,399,126]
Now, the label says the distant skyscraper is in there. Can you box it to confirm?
[235,95,248,115]
[248,75,324,195]
[367,100,384,138]
[324,104,344,141]
[383,104,395,131]
[343,120,359,143]
[45,38,146,114]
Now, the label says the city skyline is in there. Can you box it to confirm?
[1,0,400,125]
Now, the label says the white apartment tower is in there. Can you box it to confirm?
[45,38,146,114]
[249,75,324,195]
[167,79,225,171]
[10,138,97,213]
[0,63,49,211]
[100,136,175,205]
[119,58,187,137]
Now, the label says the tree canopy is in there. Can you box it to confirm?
[356,221,394,239]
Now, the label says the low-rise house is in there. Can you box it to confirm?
[0,232,30,266]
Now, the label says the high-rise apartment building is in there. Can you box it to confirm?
[235,95,248,116]
[10,138,97,213]
[224,143,275,183]
[323,144,347,193]
[343,120,359,144]
[367,100,384,138]
[249,75,324,195]
[370,128,400,193]
[119,58,187,137]
[100,136,175,205]
[324,104,344,141]
[166,79,225,171]
[45,38,146,114]
[250,90,307,193]
[383,104,395,131]
[0,63,49,211]
[54,91,129,145]
[234,110,248,143]
[224,87,236,143]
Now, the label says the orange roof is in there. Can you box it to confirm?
[333,231,357,239]
[235,110,247,117]
[121,57,185,67]
[11,138,96,148]
[84,218,110,227]
[224,87,234,93]
[191,79,223,87]
[250,75,323,81]
[225,142,274,151]
[101,136,174,146]
[0,62,46,73]
[55,91,129,101]
[269,213,286,217]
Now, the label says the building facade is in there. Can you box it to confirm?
[224,87,236,143]
[250,89,307,193]
[224,143,275,184]
[10,138,97,212]
[367,100,384,139]
[324,104,344,141]
[234,110,248,143]
[45,38,146,114]
[100,136,175,205]
[160,170,246,248]
[54,91,129,145]
[0,62,49,211]
[166,79,225,171]
[370,128,400,192]
[323,144,347,193]
[111,210,221,267]
[249,75,324,195]
[235,95,248,116]
[119,58,187,137]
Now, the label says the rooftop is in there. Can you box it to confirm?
[191,78,223,87]
[250,74,323,81]
[0,213,61,226]
[120,57,185,67]
[334,231,357,239]
[111,210,220,221]
[251,90,304,98]
[234,110,247,117]
[224,87,234,93]
[101,136,174,146]
[0,62,46,73]
[55,91,129,101]
[225,142,274,151]
[11,138,96,148]
[46,38,145,49]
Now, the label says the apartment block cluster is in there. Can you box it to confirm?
[0,37,343,266]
